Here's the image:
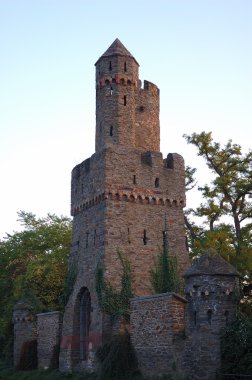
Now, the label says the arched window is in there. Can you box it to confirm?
[80,290,91,361]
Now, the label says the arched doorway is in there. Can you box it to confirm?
[79,289,91,361]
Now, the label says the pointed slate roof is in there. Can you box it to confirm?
[184,251,241,278]
[95,38,139,65]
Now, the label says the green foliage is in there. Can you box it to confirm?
[221,313,252,375]
[0,211,72,359]
[150,243,182,294]
[0,363,95,379]
[96,331,139,380]
[59,260,77,307]
[184,131,252,278]
[95,250,132,321]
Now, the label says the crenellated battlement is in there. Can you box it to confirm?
[71,190,185,216]
[96,75,137,88]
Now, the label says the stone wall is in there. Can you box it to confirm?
[37,311,62,369]
[182,254,241,380]
[59,39,189,372]
[130,293,187,377]
[13,301,37,368]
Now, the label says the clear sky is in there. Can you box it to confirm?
[0,0,251,238]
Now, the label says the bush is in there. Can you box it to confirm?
[96,331,139,380]
[221,313,252,374]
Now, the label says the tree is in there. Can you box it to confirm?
[0,211,72,359]
[184,131,252,276]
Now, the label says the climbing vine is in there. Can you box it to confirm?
[150,241,183,294]
[95,250,132,321]
[59,260,78,307]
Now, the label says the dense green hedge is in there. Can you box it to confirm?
[221,313,252,375]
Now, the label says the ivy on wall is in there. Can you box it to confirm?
[95,250,132,321]
[150,237,183,294]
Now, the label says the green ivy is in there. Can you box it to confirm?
[59,261,77,307]
[95,250,132,321]
[150,242,183,294]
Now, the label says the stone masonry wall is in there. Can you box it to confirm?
[70,145,189,296]
[13,302,37,368]
[183,270,241,380]
[37,311,62,369]
[59,39,189,372]
[130,293,187,377]
[135,80,160,152]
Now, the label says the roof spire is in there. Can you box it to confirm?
[95,38,139,65]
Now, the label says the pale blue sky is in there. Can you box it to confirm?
[0,0,251,237]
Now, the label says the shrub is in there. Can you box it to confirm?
[96,331,139,380]
[221,313,252,374]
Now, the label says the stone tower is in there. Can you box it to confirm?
[183,253,241,380]
[59,39,189,372]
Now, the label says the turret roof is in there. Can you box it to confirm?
[183,251,241,278]
[95,38,139,65]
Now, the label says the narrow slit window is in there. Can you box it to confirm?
[207,310,212,325]
[155,178,160,188]
[224,310,229,325]
[110,126,113,136]
[143,229,148,245]
[124,61,127,72]
[94,230,96,246]
[194,311,197,326]
[133,175,136,184]
[109,61,112,71]
[110,86,113,95]
[124,95,127,106]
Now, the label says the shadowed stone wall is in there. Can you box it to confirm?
[182,253,241,380]
[130,293,187,377]
[37,311,62,369]
[13,301,37,368]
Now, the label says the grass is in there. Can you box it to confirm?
[0,361,190,380]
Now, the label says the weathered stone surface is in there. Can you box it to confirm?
[130,293,187,377]
[12,301,37,368]
[182,253,241,380]
[59,38,189,372]
[37,311,62,369]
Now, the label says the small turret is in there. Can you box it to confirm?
[95,39,160,153]
[95,39,139,152]
[183,252,241,380]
